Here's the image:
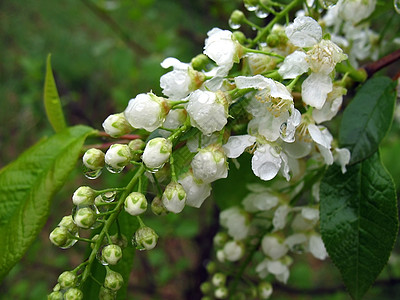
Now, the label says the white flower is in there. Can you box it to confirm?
[124,93,169,132]
[186,90,229,135]
[252,144,290,181]
[160,57,205,100]
[178,171,211,208]
[261,235,288,260]
[191,144,228,183]
[278,51,309,79]
[186,132,219,153]
[307,39,347,75]
[223,240,244,261]
[220,206,250,240]
[242,190,279,212]
[204,28,242,70]
[337,0,376,24]
[334,147,351,173]
[302,73,333,109]
[312,85,345,123]
[142,137,172,169]
[256,258,291,283]
[159,109,187,138]
[162,182,187,214]
[223,134,256,158]
[308,234,328,260]
[285,16,322,48]
[273,204,290,231]
[102,113,133,138]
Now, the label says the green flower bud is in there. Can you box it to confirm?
[64,287,83,300]
[214,286,228,299]
[150,196,168,216]
[124,192,148,216]
[99,286,117,300]
[230,10,245,25]
[58,271,77,289]
[83,148,105,170]
[104,269,124,291]
[206,261,217,274]
[258,281,273,299]
[232,31,247,45]
[133,226,158,251]
[200,282,212,294]
[105,144,132,172]
[58,215,79,235]
[213,232,229,247]
[49,227,76,249]
[212,272,226,287]
[102,113,133,138]
[128,139,146,161]
[47,291,63,300]
[266,33,280,48]
[72,186,96,206]
[191,54,210,71]
[102,244,123,265]
[162,182,186,214]
[73,207,97,229]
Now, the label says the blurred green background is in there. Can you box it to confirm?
[0,0,400,299]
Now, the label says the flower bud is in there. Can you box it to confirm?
[230,10,245,25]
[232,31,247,45]
[258,281,273,299]
[200,282,212,294]
[73,207,97,229]
[212,272,226,287]
[99,286,117,300]
[49,227,75,249]
[72,186,96,206]
[178,170,211,208]
[83,148,105,170]
[261,235,288,260]
[48,291,63,300]
[150,196,168,216]
[128,139,146,161]
[214,286,228,299]
[162,182,186,214]
[105,144,132,172]
[64,287,83,300]
[104,269,124,291]
[191,144,228,183]
[133,226,158,250]
[223,240,244,262]
[142,137,172,169]
[102,244,123,265]
[124,192,148,216]
[102,113,133,138]
[213,232,229,247]
[58,271,77,289]
[58,215,79,235]
[191,54,210,71]
[124,93,170,132]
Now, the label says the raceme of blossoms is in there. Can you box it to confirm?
[47,0,391,298]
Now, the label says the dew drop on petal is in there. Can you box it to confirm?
[244,3,258,11]
[229,19,241,29]
[83,167,102,179]
[96,246,109,266]
[255,8,269,19]
[106,163,125,174]
[101,191,117,203]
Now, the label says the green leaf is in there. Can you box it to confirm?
[339,76,397,164]
[44,54,67,132]
[0,125,95,281]
[320,152,398,299]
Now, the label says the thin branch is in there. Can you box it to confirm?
[363,48,400,78]
[80,0,149,57]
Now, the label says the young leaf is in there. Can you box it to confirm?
[0,125,95,281]
[44,54,67,133]
[339,76,397,164]
[320,152,398,300]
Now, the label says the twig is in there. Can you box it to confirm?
[363,48,400,78]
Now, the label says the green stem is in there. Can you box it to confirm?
[250,0,304,47]
[244,47,285,59]
[136,215,146,228]
[170,154,177,182]
[336,62,367,82]
[151,173,163,197]
[79,164,146,286]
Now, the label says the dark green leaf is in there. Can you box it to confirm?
[320,152,398,299]
[0,125,95,281]
[44,54,67,132]
[339,76,397,164]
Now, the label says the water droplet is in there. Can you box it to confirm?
[83,166,102,179]
[106,163,124,173]
[280,122,287,137]
[228,19,241,29]
[395,0,400,14]
[60,232,79,249]
[244,3,258,11]
[96,245,109,265]
[255,8,269,19]
[101,191,117,203]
